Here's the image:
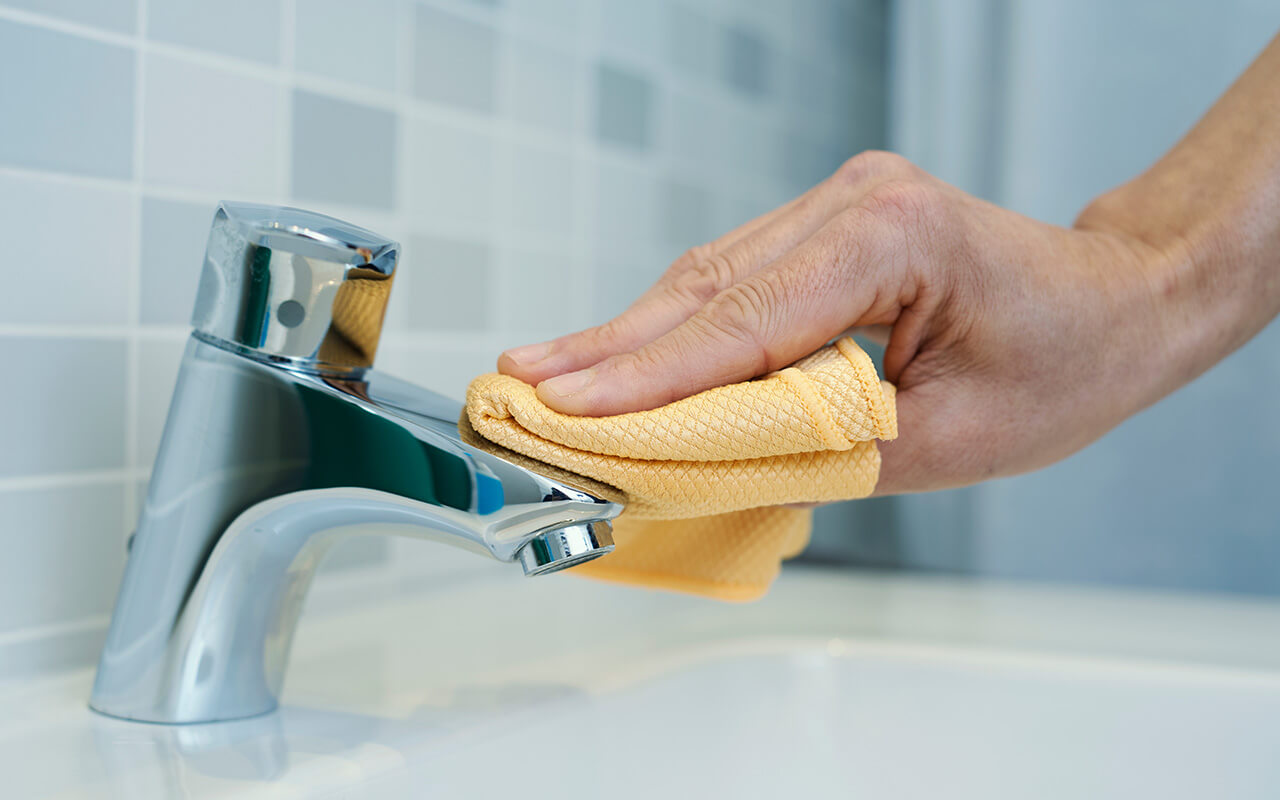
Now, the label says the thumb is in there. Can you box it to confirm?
[536,265,848,416]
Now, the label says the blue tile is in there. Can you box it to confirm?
[0,20,134,178]
[594,62,654,149]
[140,197,216,325]
[0,337,126,477]
[148,0,282,64]
[413,6,497,113]
[291,90,398,210]
[2,0,136,32]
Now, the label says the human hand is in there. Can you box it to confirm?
[498,126,1275,494]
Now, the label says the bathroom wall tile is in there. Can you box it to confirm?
[140,197,216,325]
[143,55,280,196]
[0,174,132,325]
[1,0,136,32]
[659,178,714,247]
[598,0,662,64]
[502,143,575,238]
[404,235,492,331]
[666,3,721,81]
[291,90,397,210]
[591,251,663,323]
[594,63,654,149]
[0,20,134,178]
[0,483,125,633]
[413,6,497,114]
[495,247,585,335]
[377,339,502,404]
[0,338,126,477]
[593,159,656,248]
[403,117,494,227]
[294,0,398,90]
[148,0,281,64]
[507,0,580,42]
[503,37,578,134]
[135,338,187,469]
[723,24,770,97]
[665,89,725,171]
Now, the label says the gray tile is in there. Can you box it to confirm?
[294,0,398,90]
[594,63,654,149]
[143,55,280,195]
[659,178,713,246]
[0,338,126,477]
[593,160,656,247]
[291,90,397,210]
[0,482,125,633]
[723,24,770,97]
[413,6,497,113]
[0,20,133,178]
[140,197,216,325]
[148,0,281,64]
[1,0,136,32]
[405,236,492,331]
[0,174,132,325]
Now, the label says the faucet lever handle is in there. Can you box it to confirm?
[192,201,400,376]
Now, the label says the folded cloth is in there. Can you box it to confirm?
[463,337,897,602]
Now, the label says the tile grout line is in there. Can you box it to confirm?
[122,0,149,545]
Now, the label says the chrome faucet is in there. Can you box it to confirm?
[90,202,622,724]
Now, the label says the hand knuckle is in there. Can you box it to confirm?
[836,150,914,185]
[861,179,937,228]
[671,251,737,305]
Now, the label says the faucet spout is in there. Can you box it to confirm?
[89,203,622,724]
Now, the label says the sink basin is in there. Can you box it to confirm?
[6,565,1280,798]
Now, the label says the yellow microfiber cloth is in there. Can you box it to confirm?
[464,337,897,602]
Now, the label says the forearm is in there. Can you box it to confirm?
[1076,32,1280,397]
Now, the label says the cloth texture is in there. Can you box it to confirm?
[464,337,897,601]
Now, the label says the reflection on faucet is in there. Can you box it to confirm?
[90,203,623,725]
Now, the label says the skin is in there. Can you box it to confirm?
[498,34,1280,496]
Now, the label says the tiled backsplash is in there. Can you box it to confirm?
[0,0,886,676]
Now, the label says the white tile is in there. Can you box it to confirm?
[503,37,579,134]
[403,117,494,228]
[0,482,125,633]
[294,0,399,90]
[598,0,662,64]
[377,339,501,404]
[495,247,586,336]
[403,235,492,331]
[135,338,187,470]
[142,55,281,196]
[503,143,575,238]
[0,20,134,179]
[507,0,581,43]
[592,158,656,248]
[148,0,282,64]
[0,338,126,478]
[0,174,133,325]
[140,196,216,325]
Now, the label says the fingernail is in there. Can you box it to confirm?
[502,342,552,366]
[539,369,595,400]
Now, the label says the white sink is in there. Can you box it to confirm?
[6,567,1280,798]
